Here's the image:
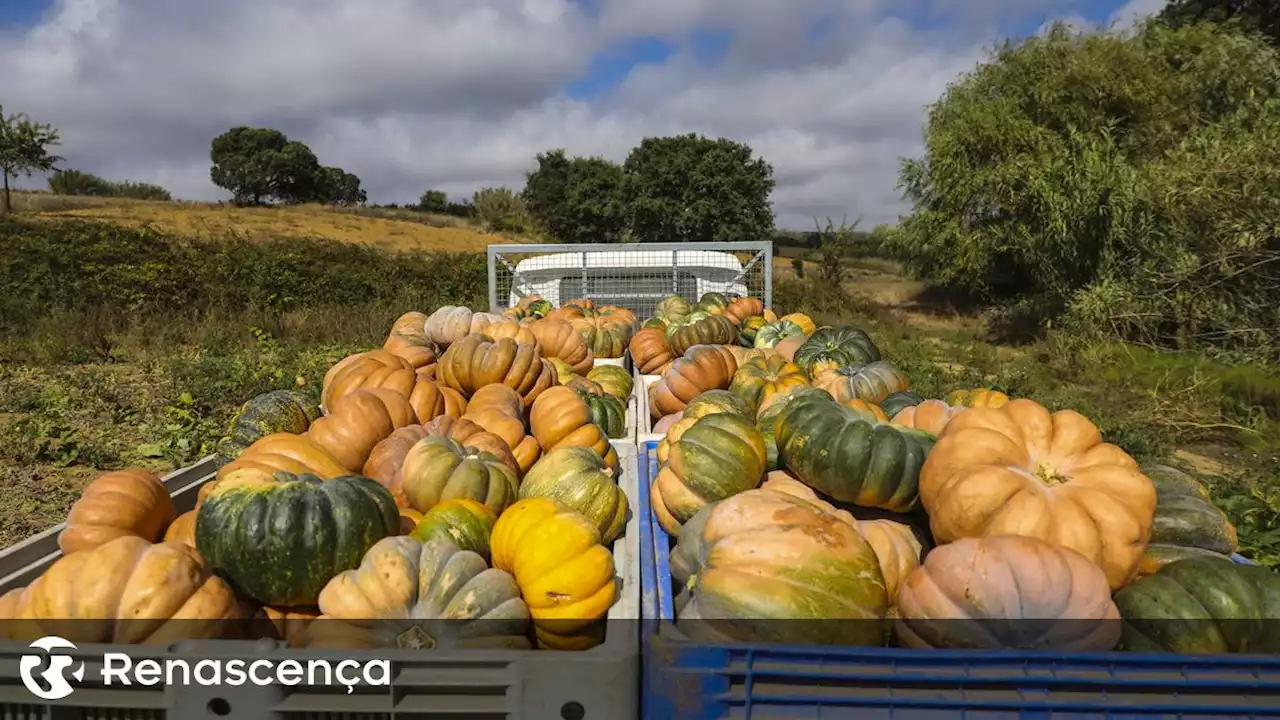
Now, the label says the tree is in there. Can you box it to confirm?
[472,187,529,233]
[522,149,628,243]
[209,127,357,206]
[622,134,775,243]
[316,166,366,206]
[1160,0,1280,46]
[418,189,448,213]
[0,106,62,214]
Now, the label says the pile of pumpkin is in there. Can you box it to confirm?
[634,292,1280,655]
[0,300,641,651]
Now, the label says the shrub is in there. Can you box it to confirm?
[472,187,529,233]
[48,169,173,201]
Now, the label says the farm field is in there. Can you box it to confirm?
[1,200,1276,568]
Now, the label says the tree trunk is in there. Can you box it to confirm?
[1,170,10,215]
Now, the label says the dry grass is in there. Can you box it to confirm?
[9,191,529,253]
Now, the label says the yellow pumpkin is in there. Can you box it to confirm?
[780,313,816,335]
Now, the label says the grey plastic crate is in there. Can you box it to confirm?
[1,444,641,719]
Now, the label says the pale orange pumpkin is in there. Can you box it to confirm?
[466,383,525,419]
[723,297,765,324]
[305,388,418,471]
[918,399,1157,590]
[529,387,619,470]
[382,311,439,370]
[215,433,348,484]
[321,349,414,410]
[482,319,539,348]
[59,469,177,554]
[437,335,556,405]
[163,510,198,548]
[774,334,809,362]
[629,327,672,374]
[648,345,739,418]
[891,399,966,437]
[528,318,594,374]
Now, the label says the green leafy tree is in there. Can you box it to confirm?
[1160,0,1280,46]
[210,127,357,206]
[522,149,628,243]
[48,169,115,196]
[417,189,448,213]
[472,187,530,233]
[316,166,366,206]
[0,106,62,214]
[622,134,775,243]
[886,21,1280,358]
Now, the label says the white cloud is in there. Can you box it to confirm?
[0,0,1160,229]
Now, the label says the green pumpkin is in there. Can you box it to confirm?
[755,386,833,471]
[655,295,691,321]
[792,326,881,377]
[696,292,730,314]
[1113,556,1280,654]
[1135,464,1239,576]
[683,389,753,421]
[196,472,400,606]
[586,364,633,402]
[526,299,552,319]
[216,390,321,461]
[815,361,910,405]
[879,391,926,419]
[776,394,932,513]
[666,314,737,356]
[753,320,806,349]
[642,317,668,330]
[409,499,497,561]
[738,315,768,346]
[518,446,629,544]
[398,436,520,515]
[651,413,766,534]
[575,388,628,439]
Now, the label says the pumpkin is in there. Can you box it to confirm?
[576,388,628,440]
[321,349,414,411]
[945,388,1010,408]
[305,388,417,471]
[0,536,241,643]
[725,345,769,367]
[669,485,888,645]
[399,508,423,534]
[667,315,738,357]
[729,355,809,413]
[408,499,498,561]
[755,386,834,471]
[683,389,754,421]
[642,317,667,330]
[303,537,531,650]
[895,535,1121,651]
[383,311,439,369]
[256,605,321,646]
[1136,464,1239,576]
[510,295,552,320]
[564,375,604,396]
[437,335,555,405]
[365,420,516,492]
[401,375,468,424]
[918,398,1157,590]
[215,433,349,483]
[890,399,966,437]
[586,364,633,402]
[651,413,766,535]
[423,306,504,347]
[572,316,632,358]
[792,326,881,377]
[392,435,520,515]
[216,389,321,461]
[1113,556,1280,654]
[696,292,730,315]
[738,315,768,346]
[779,312,817,335]
[653,412,683,434]
[774,334,808,362]
[599,304,637,326]
[490,498,617,649]
[163,510,197,547]
[529,386,619,469]
[880,390,926,419]
[58,469,176,554]
[776,393,933,513]
[812,361,909,405]
[528,318,594,374]
[547,356,579,384]
[648,345,739,419]
[723,297,765,324]
[753,320,806,349]
[196,469,400,606]
[481,319,539,347]
[518,446,629,544]
[630,327,672,374]
[465,383,524,419]
[655,295,692,321]
[841,398,891,423]
[421,415,519,472]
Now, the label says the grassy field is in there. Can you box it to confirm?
[1,198,1276,569]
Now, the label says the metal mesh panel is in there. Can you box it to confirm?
[486,242,772,318]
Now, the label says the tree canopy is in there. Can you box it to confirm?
[209,127,364,206]
[0,106,62,214]
[522,149,628,243]
[1159,0,1280,46]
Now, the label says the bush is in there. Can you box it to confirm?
[48,169,173,201]
[472,187,529,233]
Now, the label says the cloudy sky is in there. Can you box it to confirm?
[1,0,1166,228]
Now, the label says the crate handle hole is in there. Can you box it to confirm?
[560,701,585,720]
[208,698,232,716]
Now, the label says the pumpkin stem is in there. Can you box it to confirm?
[1033,463,1067,486]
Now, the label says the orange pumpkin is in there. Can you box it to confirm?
[571,316,632,359]
[466,383,524,419]
[891,399,966,437]
[215,433,348,484]
[723,297,765,324]
[918,399,1157,590]
[648,345,739,418]
[774,334,808,362]
[529,387,619,470]
[528,319,594,374]
[321,349,414,410]
[59,469,176,554]
[437,335,556,405]
[305,388,418,471]
[629,327,672,374]
[163,510,198,548]
[382,311,438,369]
[363,425,432,487]
[482,319,539,347]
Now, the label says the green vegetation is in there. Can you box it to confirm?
[48,169,172,201]
[0,105,62,214]
[210,126,366,206]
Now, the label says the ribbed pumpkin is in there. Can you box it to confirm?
[306,388,418,471]
[423,306,504,347]
[683,389,754,420]
[1113,556,1280,654]
[451,411,539,477]
[58,469,176,554]
[753,319,806,349]
[779,313,817,335]
[669,485,888,645]
[392,435,520,515]
[321,349,414,411]
[0,536,241,643]
[918,399,1157,590]
[481,319,539,348]
[812,361,909,405]
[945,388,1010,408]
[890,399,966,437]
[648,345,739,418]
[630,327,673,374]
[163,510,197,547]
[256,605,321,646]
[725,345,768,367]
[695,292,730,315]
[655,295,692,321]
[723,297,765,324]
[654,412,683,434]
[651,413,766,535]
[383,311,440,370]
[304,537,531,650]
[667,315,738,356]
[729,355,809,413]
[408,499,497,561]
[792,326,881,377]
[755,386,834,471]
[1136,464,1239,576]
[774,333,808,362]
[642,317,668,330]
[196,469,400,606]
[586,364,633,402]
[528,318,594,374]
[216,389,321,461]
[546,356,578,384]
[529,386,620,469]
[437,335,555,405]
[841,398,890,423]
[490,498,617,650]
[895,535,1121,651]
[576,388,628,440]
[215,433,349,483]
[776,393,933,513]
[572,316,631,358]
[518,446,629,544]
[465,383,524,419]
[738,315,768,346]
[880,390,926,419]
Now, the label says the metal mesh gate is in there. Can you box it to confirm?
[486,242,773,318]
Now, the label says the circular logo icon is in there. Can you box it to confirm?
[19,636,86,700]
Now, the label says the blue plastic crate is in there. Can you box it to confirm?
[638,440,1280,719]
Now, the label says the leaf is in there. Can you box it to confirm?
[136,443,165,458]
